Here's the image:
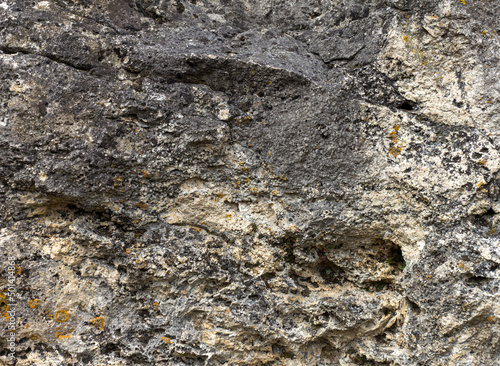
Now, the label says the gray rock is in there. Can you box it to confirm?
[0,0,498,365]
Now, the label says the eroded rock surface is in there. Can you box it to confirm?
[0,0,499,365]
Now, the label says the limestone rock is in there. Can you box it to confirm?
[0,0,499,365]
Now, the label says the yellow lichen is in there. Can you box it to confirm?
[134,202,147,210]
[91,316,104,331]
[389,146,402,157]
[486,316,497,323]
[458,260,469,270]
[55,331,71,339]
[55,310,69,323]
[28,299,39,309]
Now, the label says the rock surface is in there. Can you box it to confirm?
[0,0,499,365]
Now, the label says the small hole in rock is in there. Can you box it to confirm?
[397,101,414,111]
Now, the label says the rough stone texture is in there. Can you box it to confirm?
[0,0,499,365]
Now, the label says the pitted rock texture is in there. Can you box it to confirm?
[0,0,499,365]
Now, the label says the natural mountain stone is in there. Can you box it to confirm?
[0,0,499,365]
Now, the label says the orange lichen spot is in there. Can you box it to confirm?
[282,176,288,181]
[141,170,149,177]
[225,309,230,314]
[28,299,39,309]
[225,214,232,220]
[29,334,38,341]
[486,316,497,323]
[458,260,469,270]
[249,187,258,192]
[482,30,487,35]
[389,131,399,143]
[271,190,279,195]
[245,177,251,183]
[478,159,487,166]
[55,310,69,323]
[14,266,21,275]
[289,225,298,232]
[477,181,486,188]
[153,302,159,311]
[125,248,131,254]
[458,0,465,4]
[1,298,10,321]
[91,316,104,331]
[241,167,249,173]
[188,225,201,232]
[486,100,491,104]
[234,181,240,188]
[162,337,172,344]
[55,331,71,339]
[134,202,147,210]
[216,193,224,199]
[389,146,402,157]
[403,35,409,42]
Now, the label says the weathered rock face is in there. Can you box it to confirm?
[0,0,499,365]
